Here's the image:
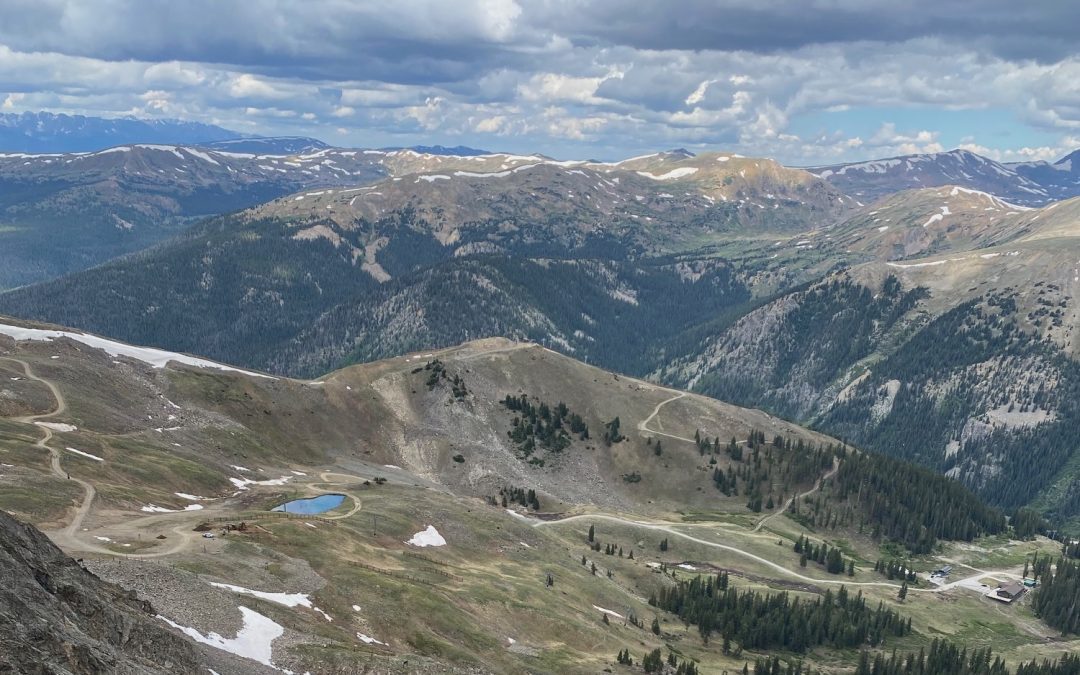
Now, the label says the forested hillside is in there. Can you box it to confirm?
[0,208,753,377]
[661,266,1080,529]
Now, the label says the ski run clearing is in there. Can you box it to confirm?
[208,582,333,622]
[406,525,447,547]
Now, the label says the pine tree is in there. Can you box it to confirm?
[588,524,595,543]
[898,581,908,601]
[651,617,660,635]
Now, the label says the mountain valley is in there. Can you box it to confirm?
[1,315,1074,674]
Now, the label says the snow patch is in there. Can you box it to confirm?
[66,447,104,462]
[141,503,204,513]
[158,606,283,670]
[593,605,624,619]
[34,421,77,432]
[229,475,292,490]
[0,323,274,379]
[636,167,699,181]
[356,632,386,645]
[209,582,333,622]
[921,213,944,228]
[406,525,447,547]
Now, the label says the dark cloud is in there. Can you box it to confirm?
[533,1,1080,63]
[0,0,1076,163]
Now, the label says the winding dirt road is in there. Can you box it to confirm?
[0,357,98,539]
[752,457,840,533]
[637,392,696,443]
[531,512,1021,595]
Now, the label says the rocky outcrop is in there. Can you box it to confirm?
[0,509,201,674]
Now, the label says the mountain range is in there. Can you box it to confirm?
[1,134,1080,531]
[809,148,1080,207]
[0,111,245,153]
[3,122,1080,672]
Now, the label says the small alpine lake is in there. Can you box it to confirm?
[271,493,346,515]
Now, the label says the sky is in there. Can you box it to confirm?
[0,0,1078,164]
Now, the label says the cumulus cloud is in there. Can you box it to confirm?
[0,1,1076,162]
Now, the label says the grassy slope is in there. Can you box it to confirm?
[1,324,1074,672]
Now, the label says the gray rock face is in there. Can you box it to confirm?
[0,509,201,674]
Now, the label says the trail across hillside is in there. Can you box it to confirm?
[637,392,697,443]
[0,356,205,557]
[532,512,1020,595]
[752,457,840,533]
[0,357,97,536]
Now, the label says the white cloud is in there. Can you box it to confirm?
[685,79,716,106]
[227,74,285,100]
[0,4,1075,164]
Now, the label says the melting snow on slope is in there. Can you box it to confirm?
[229,475,292,490]
[209,582,333,622]
[0,323,274,379]
[636,167,699,180]
[66,447,104,462]
[141,503,204,513]
[921,213,944,228]
[175,492,213,501]
[35,421,77,432]
[158,606,283,669]
[593,605,624,619]
[356,632,386,645]
[406,525,447,547]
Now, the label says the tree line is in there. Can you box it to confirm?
[649,576,909,652]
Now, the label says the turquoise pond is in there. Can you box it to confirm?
[271,493,346,514]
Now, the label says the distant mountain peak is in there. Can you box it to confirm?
[0,111,246,153]
[1054,149,1079,170]
[380,144,491,156]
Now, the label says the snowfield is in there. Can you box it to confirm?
[158,606,283,670]
[406,525,447,547]
[0,323,274,379]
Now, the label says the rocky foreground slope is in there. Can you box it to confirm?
[0,508,200,674]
